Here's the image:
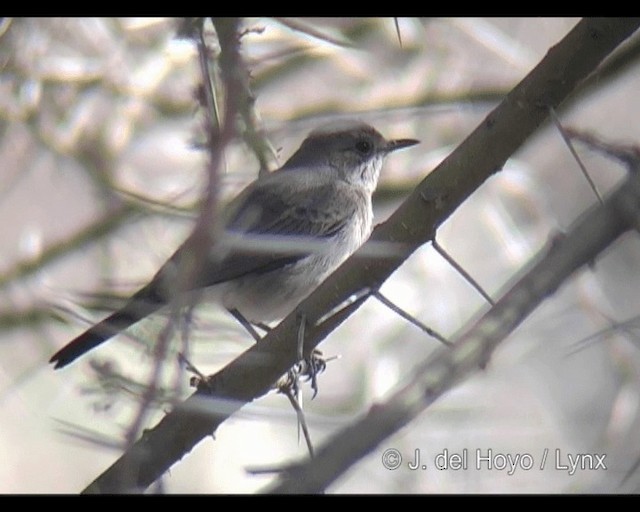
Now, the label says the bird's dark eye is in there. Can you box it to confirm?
[355,139,373,154]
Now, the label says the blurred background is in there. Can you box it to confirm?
[2,17,640,493]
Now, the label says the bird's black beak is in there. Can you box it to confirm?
[385,138,420,153]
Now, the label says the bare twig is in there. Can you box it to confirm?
[568,313,640,356]
[124,313,179,445]
[566,128,640,174]
[273,18,355,49]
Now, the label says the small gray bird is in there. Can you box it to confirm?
[49,120,418,369]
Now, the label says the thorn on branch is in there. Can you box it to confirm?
[371,290,452,347]
[549,107,604,204]
[432,239,495,306]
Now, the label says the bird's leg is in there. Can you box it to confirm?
[276,314,325,451]
[288,312,326,398]
[303,349,327,398]
[278,349,327,399]
[230,308,327,397]
[254,322,272,333]
[296,311,307,361]
[228,308,263,342]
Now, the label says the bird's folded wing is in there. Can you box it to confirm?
[197,176,361,286]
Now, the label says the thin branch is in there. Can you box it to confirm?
[0,305,62,330]
[233,24,279,175]
[574,29,640,102]
[273,18,355,49]
[53,419,124,451]
[566,128,640,173]
[568,314,640,356]
[123,312,180,446]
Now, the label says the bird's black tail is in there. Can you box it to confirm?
[49,283,167,369]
